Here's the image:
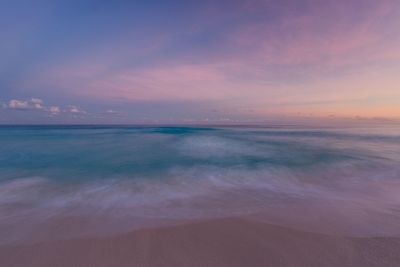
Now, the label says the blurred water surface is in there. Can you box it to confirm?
[0,125,399,243]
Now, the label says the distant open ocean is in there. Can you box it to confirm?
[1,125,400,244]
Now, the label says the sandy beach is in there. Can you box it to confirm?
[1,217,399,267]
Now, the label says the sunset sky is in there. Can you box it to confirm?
[1,0,400,124]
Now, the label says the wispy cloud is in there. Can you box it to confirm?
[7,98,45,110]
[2,98,91,117]
[65,105,86,114]
[48,106,61,115]
[2,0,400,122]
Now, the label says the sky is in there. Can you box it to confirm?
[1,0,400,124]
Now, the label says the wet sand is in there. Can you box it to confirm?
[1,217,399,267]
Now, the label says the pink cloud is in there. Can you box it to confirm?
[49,106,61,115]
[16,0,400,119]
[65,105,86,114]
[5,98,64,116]
[227,0,400,69]
[8,98,44,110]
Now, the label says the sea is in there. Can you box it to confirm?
[1,125,400,244]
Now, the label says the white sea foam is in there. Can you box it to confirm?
[1,161,400,244]
[1,126,399,244]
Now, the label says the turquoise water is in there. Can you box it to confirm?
[1,125,400,242]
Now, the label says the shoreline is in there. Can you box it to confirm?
[1,217,400,267]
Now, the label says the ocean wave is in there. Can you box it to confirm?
[0,126,399,243]
[1,161,400,242]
